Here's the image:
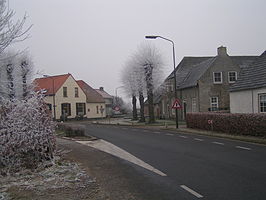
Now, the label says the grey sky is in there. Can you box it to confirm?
[10,0,266,97]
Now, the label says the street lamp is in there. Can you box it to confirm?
[145,35,179,128]
[43,75,56,121]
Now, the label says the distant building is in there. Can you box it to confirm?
[34,73,107,120]
[77,80,106,118]
[230,51,266,113]
[95,87,113,116]
[155,46,258,120]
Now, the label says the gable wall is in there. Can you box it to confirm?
[198,55,241,112]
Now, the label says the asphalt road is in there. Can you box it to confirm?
[84,124,266,200]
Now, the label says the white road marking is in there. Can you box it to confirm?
[180,185,203,198]
[166,133,174,136]
[236,146,251,151]
[212,141,224,145]
[194,138,204,141]
[179,135,188,138]
[154,131,161,134]
[76,140,167,177]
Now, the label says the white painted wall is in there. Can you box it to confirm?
[230,87,266,113]
[86,103,106,118]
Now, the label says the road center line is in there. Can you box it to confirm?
[194,138,204,141]
[180,185,203,198]
[179,135,188,138]
[166,133,174,136]
[236,146,251,150]
[212,141,224,145]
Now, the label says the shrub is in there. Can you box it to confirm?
[186,112,266,137]
[56,123,85,137]
[0,93,56,174]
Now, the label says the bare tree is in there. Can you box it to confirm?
[121,60,138,120]
[134,43,164,123]
[0,0,31,54]
[121,43,164,123]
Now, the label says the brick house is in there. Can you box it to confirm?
[158,46,258,120]
[230,51,266,113]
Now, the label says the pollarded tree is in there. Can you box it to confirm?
[121,59,139,120]
[134,43,164,123]
[0,51,34,102]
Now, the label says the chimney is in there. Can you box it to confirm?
[99,87,104,91]
[217,46,227,56]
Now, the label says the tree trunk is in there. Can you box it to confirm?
[145,64,155,123]
[138,91,145,122]
[132,95,138,120]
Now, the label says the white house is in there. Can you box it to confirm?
[230,51,266,113]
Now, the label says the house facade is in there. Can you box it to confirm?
[158,46,258,120]
[34,73,107,120]
[230,51,266,113]
[34,74,87,120]
[77,80,106,118]
[95,87,113,116]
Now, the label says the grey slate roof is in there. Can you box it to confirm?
[167,56,258,90]
[230,51,266,92]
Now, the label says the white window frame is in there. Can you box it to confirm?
[210,97,219,111]
[213,72,223,84]
[228,71,237,83]
[259,93,266,113]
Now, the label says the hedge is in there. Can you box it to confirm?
[186,112,266,137]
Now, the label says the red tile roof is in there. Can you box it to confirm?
[95,88,113,99]
[77,80,105,103]
[34,74,71,95]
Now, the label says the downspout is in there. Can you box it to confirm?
[251,89,254,113]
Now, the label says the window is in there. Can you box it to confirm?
[259,94,266,113]
[46,103,52,111]
[213,72,222,84]
[228,71,237,83]
[96,105,99,114]
[192,98,197,112]
[61,103,71,116]
[75,87,79,97]
[63,87,67,97]
[76,103,86,115]
[210,97,219,111]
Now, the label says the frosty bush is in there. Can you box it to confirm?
[0,93,56,174]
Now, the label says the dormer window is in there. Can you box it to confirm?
[228,71,237,83]
[213,72,222,84]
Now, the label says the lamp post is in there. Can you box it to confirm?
[43,75,56,121]
[145,35,178,128]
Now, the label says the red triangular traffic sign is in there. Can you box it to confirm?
[172,99,182,109]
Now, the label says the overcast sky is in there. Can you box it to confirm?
[10,0,266,97]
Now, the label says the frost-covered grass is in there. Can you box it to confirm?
[0,93,56,175]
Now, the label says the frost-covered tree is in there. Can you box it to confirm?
[0,0,31,54]
[0,92,56,174]
[121,43,164,123]
[0,51,33,102]
[121,60,139,120]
